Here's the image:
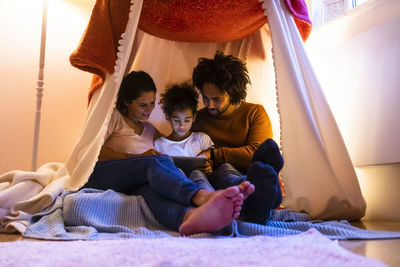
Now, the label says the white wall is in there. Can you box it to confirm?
[356,164,400,221]
[0,0,94,173]
[307,0,400,220]
[308,19,400,166]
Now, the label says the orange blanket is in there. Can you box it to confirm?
[70,0,312,102]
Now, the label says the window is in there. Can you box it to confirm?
[312,0,372,28]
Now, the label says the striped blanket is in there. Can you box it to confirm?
[23,188,400,240]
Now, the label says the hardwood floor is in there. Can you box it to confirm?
[339,220,400,267]
[0,232,23,242]
[1,220,399,266]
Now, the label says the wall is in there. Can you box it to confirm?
[307,0,400,220]
[356,164,400,221]
[0,0,94,173]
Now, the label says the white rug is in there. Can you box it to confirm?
[0,229,386,267]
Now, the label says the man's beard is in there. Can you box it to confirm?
[206,103,230,117]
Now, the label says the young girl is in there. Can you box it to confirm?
[154,82,214,174]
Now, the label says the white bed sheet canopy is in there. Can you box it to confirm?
[0,0,366,233]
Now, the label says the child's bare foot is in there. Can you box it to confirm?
[179,187,244,236]
[238,181,255,200]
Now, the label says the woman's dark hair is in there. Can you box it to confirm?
[159,81,199,119]
[192,51,249,105]
[116,71,156,116]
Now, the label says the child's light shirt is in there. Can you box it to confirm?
[154,132,214,157]
[102,109,157,154]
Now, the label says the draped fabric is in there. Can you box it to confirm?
[263,0,365,220]
[70,0,312,102]
[67,0,365,220]
[1,0,368,233]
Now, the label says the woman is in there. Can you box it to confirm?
[82,71,253,235]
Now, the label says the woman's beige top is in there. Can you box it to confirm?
[102,109,157,154]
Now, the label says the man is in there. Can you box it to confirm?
[192,51,284,224]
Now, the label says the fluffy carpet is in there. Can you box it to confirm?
[0,229,387,267]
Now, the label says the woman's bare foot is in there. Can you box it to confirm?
[179,187,244,236]
[238,181,255,200]
[191,186,241,206]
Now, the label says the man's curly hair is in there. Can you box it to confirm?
[159,81,199,119]
[192,51,250,105]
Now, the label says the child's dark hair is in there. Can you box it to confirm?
[159,81,199,119]
[116,71,156,116]
[192,51,249,105]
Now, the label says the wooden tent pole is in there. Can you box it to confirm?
[31,0,48,171]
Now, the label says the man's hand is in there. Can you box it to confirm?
[197,160,213,175]
[197,149,211,160]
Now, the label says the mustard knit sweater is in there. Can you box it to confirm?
[192,102,273,171]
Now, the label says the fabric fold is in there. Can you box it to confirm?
[70,0,311,101]
[262,0,366,220]
[69,0,132,101]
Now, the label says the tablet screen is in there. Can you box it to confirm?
[171,156,206,176]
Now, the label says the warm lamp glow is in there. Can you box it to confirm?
[0,0,94,170]
[305,1,400,166]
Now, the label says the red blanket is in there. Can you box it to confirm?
[70,0,312,102]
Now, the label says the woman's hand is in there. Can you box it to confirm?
[141,149,162,156]
[98,146,126,161]
[128,149,162,157]
[99,147,161,161]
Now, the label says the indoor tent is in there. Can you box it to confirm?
[1,0,366,233]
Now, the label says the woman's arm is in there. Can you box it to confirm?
[98,146,128,161]
[98,115,163,161]
[98,146,161,161]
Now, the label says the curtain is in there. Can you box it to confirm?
[262,0,365,220]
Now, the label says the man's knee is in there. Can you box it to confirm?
[215,163,242,176]
[241,161,282,224]
[246,161,279,186]
[252,139,284,173]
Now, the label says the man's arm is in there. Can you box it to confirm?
[213,105,273,171]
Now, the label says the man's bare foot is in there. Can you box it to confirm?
[179,187,244,236]
[238,181,255,200]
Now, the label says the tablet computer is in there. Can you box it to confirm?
[171,156,207,176]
